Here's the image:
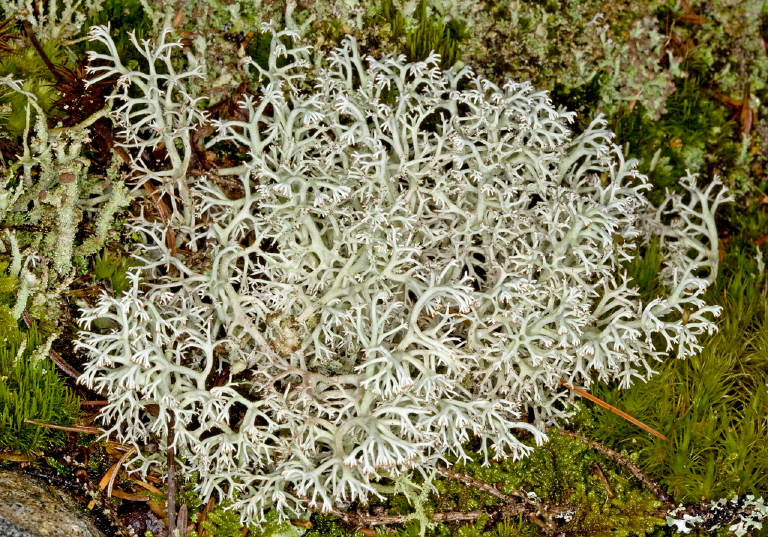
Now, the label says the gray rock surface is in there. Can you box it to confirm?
[0,469,106,537]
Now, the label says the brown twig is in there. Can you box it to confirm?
[559,429,674,504]
[23,419,103,435]
[49,349,82,379]
[107,447,137,499]
[436,467,513,502]
[327,506,486,527]
[591,462,615,498]
[561,381,669,440]
[166,416,177,537]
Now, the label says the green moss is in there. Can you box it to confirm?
[612,69,736,205]
[0,322,80,453]
[91,248,141,295]
[46,455,72,476]
[321,429,666,537]
[188,502,244,537]
[623,236,666,306]
[250,510,305,537]
[303,514,359,537]
[445,431,663,537]
[0,39,64,139]
[76,0,153,75]
[371,0,468,69]
[587,236,768,503]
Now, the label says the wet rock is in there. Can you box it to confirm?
[0,469,106,537]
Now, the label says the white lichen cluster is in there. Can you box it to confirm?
[667,496,768,536]
[76,23,730,522]
[0,0,105,44]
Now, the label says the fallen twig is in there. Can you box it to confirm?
[23,419,103,435]
[326,506,485,527]
[558,429,674,504]
[561,381,669,440]
[99,447,137,499]
[49,349,82,379]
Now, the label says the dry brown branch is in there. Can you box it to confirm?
[558,429,674,504]
[49,349,82,379]
[23,419,103,435]
[561,381,669,440]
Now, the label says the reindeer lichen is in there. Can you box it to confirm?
[76,23,729,525]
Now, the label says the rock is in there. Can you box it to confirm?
[0,470,106,537]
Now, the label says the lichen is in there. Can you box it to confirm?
[76,22,727,525]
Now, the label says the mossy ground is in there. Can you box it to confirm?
[0,1,766,536]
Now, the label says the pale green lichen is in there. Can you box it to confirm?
[0,76,131,322]
[76,22,729,526]
[0,0,106,45]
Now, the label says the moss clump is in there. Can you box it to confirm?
[366,0,468,70]
[301,514,357,537]
[0,37,64,139]
[91,248,141,295]
[587,236,768,503]
[0,322,80,453]
[612,68,737,206]
[76,0,152,72]
[306,430,665,537]
[429,430,664,537]
[187,502,245,537]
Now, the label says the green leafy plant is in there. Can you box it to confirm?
[0,322,80,453]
